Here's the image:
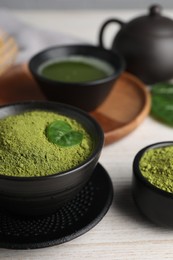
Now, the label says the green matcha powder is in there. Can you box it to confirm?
[0,111,93,177]
[139,146,173,193]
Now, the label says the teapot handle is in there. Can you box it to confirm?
[99,19,125,48]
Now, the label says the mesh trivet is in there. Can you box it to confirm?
[0,163,113,249]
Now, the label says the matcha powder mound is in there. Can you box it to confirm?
[0,111,93,177]
[139,146,173,193]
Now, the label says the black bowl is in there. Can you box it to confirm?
[132,141,173,227]
[28,44,125,111]
[0,101,104,216]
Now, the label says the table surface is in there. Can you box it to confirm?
[2,8,173,260]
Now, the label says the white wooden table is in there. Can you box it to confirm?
[1,9,173,260]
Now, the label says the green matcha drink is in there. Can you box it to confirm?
[0,111,93,177]
[39,56,114,83]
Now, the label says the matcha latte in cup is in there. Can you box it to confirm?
[29,44,125,111]
[0,101,104,216]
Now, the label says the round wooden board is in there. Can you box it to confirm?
[0,64,151,145]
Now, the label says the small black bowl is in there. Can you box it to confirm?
[0,101,104,216]
[28,44,125,111]
[132,141,173,227]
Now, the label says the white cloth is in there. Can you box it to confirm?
[0,9,84,63]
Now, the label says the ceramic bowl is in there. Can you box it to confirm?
[28,44,125,112]
[132,141,173,227]
[0,101,104,216]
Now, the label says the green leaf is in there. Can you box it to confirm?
[151,82,173,126]
[46,120,83,147]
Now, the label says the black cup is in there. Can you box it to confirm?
[0,101,104,216]
[28,44,125,112]
[133,141,173,227]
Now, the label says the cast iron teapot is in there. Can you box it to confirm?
[99,5,173,84]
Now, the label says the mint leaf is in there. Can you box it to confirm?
[151,83,173,126]
[46,120,83,147]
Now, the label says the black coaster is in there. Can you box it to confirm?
[0,163,113,249]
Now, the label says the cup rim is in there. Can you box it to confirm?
[28,44,125,86]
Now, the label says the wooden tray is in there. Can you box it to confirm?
[0,64,151,145]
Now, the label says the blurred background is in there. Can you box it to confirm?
[0,0,172,10]
[0,0,173,74]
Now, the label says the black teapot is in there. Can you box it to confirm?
[99,5,173,84]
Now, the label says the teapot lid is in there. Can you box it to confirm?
[125,5,173,37]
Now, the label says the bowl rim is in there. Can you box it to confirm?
[133,141,173,198]
[0,100,104,181]
[28,44,125,86]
